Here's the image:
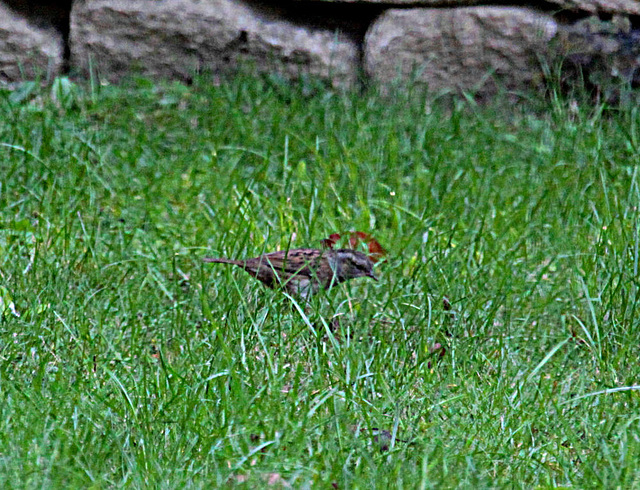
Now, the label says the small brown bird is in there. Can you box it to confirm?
[203,248,377,297]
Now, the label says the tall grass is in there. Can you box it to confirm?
[0,74,639,487]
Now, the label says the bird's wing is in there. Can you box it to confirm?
[263,249,321,275]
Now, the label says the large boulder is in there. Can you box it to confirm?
[0,2,64,83]
[70,0,359,87]
[365,7,558,94]
[300,0,640,16]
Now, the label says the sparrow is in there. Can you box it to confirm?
[203,248,377,297]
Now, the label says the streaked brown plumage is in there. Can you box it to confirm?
[203,248,377,297]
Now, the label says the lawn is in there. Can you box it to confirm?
[1,75,639,487]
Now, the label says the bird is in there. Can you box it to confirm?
[203,248,377,297]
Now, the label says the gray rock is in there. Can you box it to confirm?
[0,3,64,83]
[365,6,558,94]
[70,0,359,87]
[296,0,640,16]
[553,0,640,15]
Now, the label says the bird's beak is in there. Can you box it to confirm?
[368,271,378,281]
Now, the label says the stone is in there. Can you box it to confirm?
[70,0,359,87]
[552,0,640,15]
[297,0,640,16]
[0,2,64,83]
[364,6,558,94]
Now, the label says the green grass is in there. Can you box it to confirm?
[1,74,640,487]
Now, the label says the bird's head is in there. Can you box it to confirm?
[335,249,378,281]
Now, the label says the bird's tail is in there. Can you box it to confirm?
[203,257,242,265]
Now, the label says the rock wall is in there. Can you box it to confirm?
[1,0,639,96]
